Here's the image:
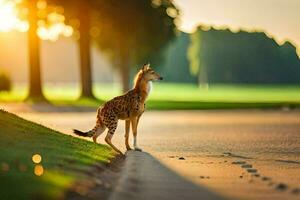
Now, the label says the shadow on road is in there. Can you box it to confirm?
[109,150,225,200]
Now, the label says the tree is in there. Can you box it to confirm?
[45,0,179,94]
[25,0,46,101]
[188,26,300,85]
[27,1,42,99]
[187,26,208,88]
[93,0,179,92]
[77,1,93,98]
[48,0,96,99]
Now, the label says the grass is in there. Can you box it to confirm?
[1,83,300,109]
[146,83,300,109]
[0,109,114,199]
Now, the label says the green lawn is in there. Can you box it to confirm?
[0,110,114,199]
[1,83,300,109]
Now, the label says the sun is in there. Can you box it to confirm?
[0,0,28,32]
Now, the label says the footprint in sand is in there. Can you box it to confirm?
[241,164,252,168]
[232,160,246,165]
[261,176,271,181]
[247,168,257,173]
[233,160,290,194]
[276,183,288,191]
[232,161,257,173]
[199,176,210,179]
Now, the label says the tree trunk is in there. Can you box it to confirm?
[27,0,45,102]
[78,3,94,99]
[198,64,209,90]
[119,50,130,93]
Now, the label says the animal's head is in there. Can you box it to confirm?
[140,63,163,81]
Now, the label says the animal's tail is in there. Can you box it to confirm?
[73,108,105,138]
[73,129,93,137]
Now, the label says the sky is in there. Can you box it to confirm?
[174,0,300,55]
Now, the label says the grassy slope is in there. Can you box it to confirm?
[0,110,114,199]
[1,83,300,109]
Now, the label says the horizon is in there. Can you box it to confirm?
[174,0,300,56]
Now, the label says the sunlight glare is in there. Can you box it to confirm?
[37,12,73,41]
[0,0,73,41]
[0,0,28,32]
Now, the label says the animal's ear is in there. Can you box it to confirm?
[146,63,150,70]
[142,63,150,71]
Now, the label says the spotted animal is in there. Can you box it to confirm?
[73,64,163,154]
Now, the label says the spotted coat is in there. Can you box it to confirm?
[97,89,145,135]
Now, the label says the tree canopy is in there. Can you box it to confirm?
[159,27,300,85]
[196,27,300,84]
[92,0,179,91]
[47,0,179,91]
[93,0,178,62]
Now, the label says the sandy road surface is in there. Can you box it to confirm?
[109,151,223,200]
[7,108,300,200]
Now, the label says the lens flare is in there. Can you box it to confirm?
[0,0,28,32]
[0,1,73,41]
[34,164,44,176]
[37,12,73,41]
[32,154,42,164]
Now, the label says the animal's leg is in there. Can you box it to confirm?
[137,114,142,126]
[92,117,106,143]
[92,125,106,143]
[124,120,132,150]
[131,117,142,151]
[105,132,123,155]
[104,120,123,154]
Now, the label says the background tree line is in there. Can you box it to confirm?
[158,27,300,86]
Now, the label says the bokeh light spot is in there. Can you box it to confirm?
[34,164,44,176]
[166,7,178,18]
[36,0,47,10]
[32,154,42,164]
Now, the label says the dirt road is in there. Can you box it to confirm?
[9,108,300,200]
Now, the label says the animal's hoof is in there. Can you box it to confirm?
[134,147,142,152]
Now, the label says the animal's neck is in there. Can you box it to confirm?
[135,78,151,102]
